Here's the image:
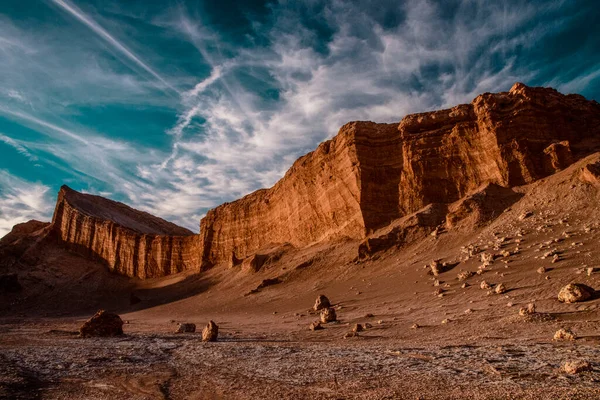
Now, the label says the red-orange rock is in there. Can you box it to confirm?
[52,186,200,279]
[46,83,600,276]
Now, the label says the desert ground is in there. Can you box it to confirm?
[2,155,600,399]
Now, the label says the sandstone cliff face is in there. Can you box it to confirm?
[52,186,199,279]
[199,83,600,266]
[47,83,600,276]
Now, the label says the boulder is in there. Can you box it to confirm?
[558,283,594,303]
[79,310,124,337]
[320,307,337,323]
[202,320,219,342]
[313,294,331,311]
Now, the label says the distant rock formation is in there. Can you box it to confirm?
[51,186,200,279]
[34,83,600,278]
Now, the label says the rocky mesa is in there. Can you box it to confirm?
[51,186,200,279]
[25,83,600,278]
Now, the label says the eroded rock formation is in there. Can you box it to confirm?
[51,186,200,279]
[200,83,600,266]
[42,83,600,277]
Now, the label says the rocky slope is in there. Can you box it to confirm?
[6,83,598,279]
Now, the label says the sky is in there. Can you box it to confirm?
[0,0,599,236]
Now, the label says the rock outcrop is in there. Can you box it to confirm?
[43,83,600,276]
[199,83,600,266]
[51,186,200,279]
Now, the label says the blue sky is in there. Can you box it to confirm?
[0,0,599,236]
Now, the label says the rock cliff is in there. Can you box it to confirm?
[199,83,600,266]
[44,83,600,277]
[51,186,199,278]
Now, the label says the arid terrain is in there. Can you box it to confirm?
[2,84,600,399]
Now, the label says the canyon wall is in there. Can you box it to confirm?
[47,83,600,277]
[51,186,200,279]
[199,83,600,266]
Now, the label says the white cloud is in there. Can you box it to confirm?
[0,171,53,238]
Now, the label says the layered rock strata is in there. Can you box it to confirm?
[51,186,199,278]
[45,83,600,276]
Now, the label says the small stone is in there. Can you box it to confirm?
[587,267,595,276]
[309,321,323,331]
[320,307,337,323]
[343,331,359,339]
[554,328,576,341]
[480,281,491,290]
[519,303,536,316]
[494,283,506,294]
[537,267,546,274]
[563,360,592,374]
[364,323,372,329]
[434,288,444,296]
[519,211,533,220]
[461,282,470,288]
[464,308,473,314]
[441,319,450,324]
[352,324,364,333]
[202,321,219,342]
[175,323,196,333]
[364,313,374,318]
[457,271,474,281]
[411,323,420,329]
[558,283,594,303]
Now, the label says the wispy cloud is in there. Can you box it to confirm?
[51,0,179,94]
[0,171,52,238]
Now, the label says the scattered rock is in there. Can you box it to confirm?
[563,360,592,374]
[457,271,474,281]
[79,310,123,337]
[175,323,196,333]
[313,294,331,311]
[202,320,219,342]
[320,307,337,323]
[554,328,576,341]
[352,324,364,333]
[558,283,594,303]
[494,283,506,294]
[309,321,323,331]
[480,252,494,266]
[519,211,533,220]
[519,303,536,316]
